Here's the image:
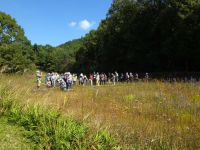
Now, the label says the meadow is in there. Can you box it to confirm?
[0,74,200,149]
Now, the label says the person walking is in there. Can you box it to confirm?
[111,73,116,85]
[89,73,93,86]
[96,72,100,86]
[115,71,119,83]
[36,70,42,89]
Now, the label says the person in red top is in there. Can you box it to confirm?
[89,73,93,86]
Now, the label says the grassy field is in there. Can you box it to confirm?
[0,74,200,149]
[0,117,34,150]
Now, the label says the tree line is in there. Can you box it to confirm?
[1,0,200,74]
[75,0,200,73]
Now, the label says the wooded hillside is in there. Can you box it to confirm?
[1,0,200,73]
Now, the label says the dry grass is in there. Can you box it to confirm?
[0,74,200,149]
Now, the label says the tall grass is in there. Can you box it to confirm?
[0,74,200,149]
[0,85,117,149]
[0,117,35,150]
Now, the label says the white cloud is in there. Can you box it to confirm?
[79,19,93,30]
[69,21,77,27]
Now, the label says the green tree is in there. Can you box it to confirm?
[0,12,36,73]
[74,0,200,73]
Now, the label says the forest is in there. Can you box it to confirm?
[0,0,200,73]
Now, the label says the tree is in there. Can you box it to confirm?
[0,12,36,73]
[73,0,200,73]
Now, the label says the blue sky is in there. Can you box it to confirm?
[0,0,112,46]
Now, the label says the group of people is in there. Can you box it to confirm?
[82,72,149,86]
[36,71,76,91]
[36,70,149,91]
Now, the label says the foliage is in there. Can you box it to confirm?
[34,39,83,73]
[0,117,35,149]
[75,0,200,73]
[1,0,200,73]
[0,12,36,73]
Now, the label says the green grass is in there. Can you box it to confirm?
[0,117,34,150]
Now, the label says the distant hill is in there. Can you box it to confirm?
[33,38,84,72]
[57,38,83,55]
